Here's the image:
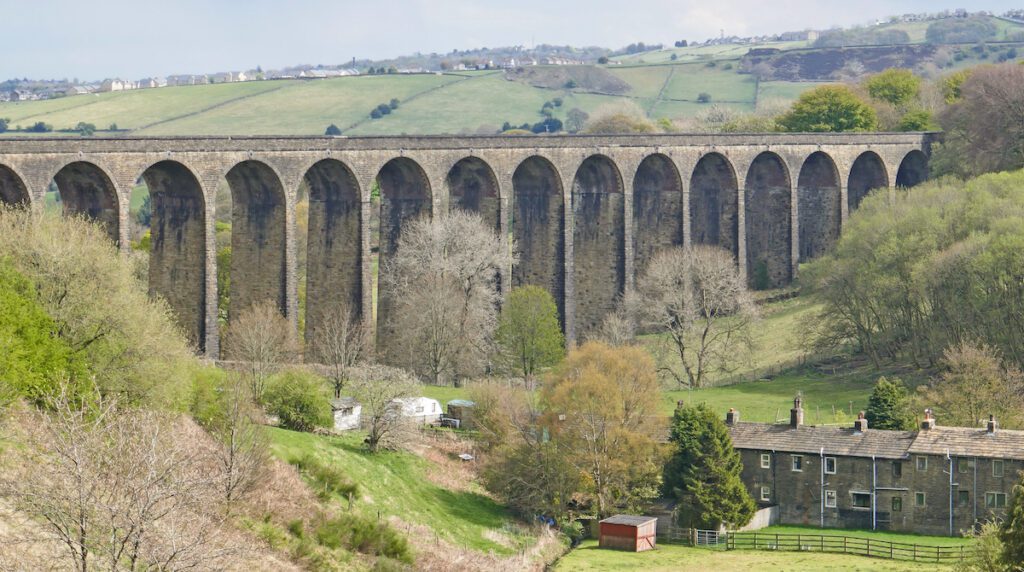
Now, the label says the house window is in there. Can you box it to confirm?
[760,453,771,469]
[760,486,771,501]
[824,457,837,475]
[915,492,926,507]
[892,497,903,512]
[958,459,975,473]
[341,407,353,416]
[986,493,1007,509]
[851,492,871,509]
[825,490,837,508]
[415,405,424,413]
[792,455,804,472]
[958,491,970,507]
[916,456,928,472]
[994,460,1005,478]
[892,461,903,478]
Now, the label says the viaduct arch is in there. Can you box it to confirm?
[0,133,934,357]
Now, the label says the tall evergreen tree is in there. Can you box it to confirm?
[663,402,755,530]
[865,377,916,430]
[1001,477,1024,568]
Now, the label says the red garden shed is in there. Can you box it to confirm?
[598,515,658,552]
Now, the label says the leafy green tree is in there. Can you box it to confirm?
[865,68,920,106]
[0,118,9,133]
[0,260,88,406]
[495,285,565,382]
[75,122,96,137]
[778,85,877,132]
[262,368,332,432]
[324,124,342,136]
[865,377,915,430]
[565,108,589,133]
[898,109,937,131]
[1001,477,1024,567]
[663,402,755,530]
[482,440,582,521]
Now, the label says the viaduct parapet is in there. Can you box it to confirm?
[0,133,934,358]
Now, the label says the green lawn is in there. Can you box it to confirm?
[555,539,949,571]
[755,525,972,547]
[268,427,527,554]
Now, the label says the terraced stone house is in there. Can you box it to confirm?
[726,398,1024,536]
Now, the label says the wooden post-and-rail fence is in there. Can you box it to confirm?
[724,531,974,563]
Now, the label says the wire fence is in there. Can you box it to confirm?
[725,531,975,563]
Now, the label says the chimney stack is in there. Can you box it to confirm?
[790,395,804,428]
[726,408,740,426]
[921,409,936,430]
[854,411,868,433]
[987,414,998,434]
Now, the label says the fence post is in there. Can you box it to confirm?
[913,544,917,561]
[867,538,871,557]
[844,536,848,554]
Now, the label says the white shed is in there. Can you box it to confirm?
[331,397,362,431]
[392,397,442,425]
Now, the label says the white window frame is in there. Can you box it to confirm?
[825,490,837,508]
[824,457,837,475]
[993,460,1005,478]
[915,491,926,507]
[851,491,872,510]
[760,486,771,501]
[791,455,804,472]
[986,492,1007,509]
[916,456,928,472]
[760,453,771,469]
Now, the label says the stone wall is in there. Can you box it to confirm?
[0,133,935,357]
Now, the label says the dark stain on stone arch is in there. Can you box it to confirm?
[53,161,120,243]
[376,157,431,358]
[447,156,499,231]
[143,160,207,351]
[633,154,683,277]
[745,152,792,290]
[848,151,888,211]
[572,154,624,341]
[226,160,288,320]
[797,151,841,262]
[0,164,30,207]
[896,150,928,189]
[690,153,739,257]
[511,156,565,328]
[304,159,362,359]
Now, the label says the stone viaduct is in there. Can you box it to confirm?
[0,133,933,358]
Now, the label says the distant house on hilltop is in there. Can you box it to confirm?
[99,79,135,92]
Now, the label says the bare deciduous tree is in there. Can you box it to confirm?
[348,365,422,452]
[208,374,269,505]
[383,211,513,385]
[309,302,371,398]
[0,386,237,571]
[631,246,758,389]
[224,300,298,400]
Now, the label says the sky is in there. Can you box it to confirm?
[2,0,1020,80]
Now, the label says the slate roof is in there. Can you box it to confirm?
[728,422,917,459]
[729,422,1024,461]
[908,426,1024,461]
[600,515,658,526]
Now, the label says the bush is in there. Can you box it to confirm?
[262,369,332,432]
[27,121,52,133]
[324,124,342,136]
[697,92,711,103]
[315,514,412,564]
[290,453,360,501]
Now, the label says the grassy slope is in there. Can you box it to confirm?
[268,427,527,555]
[555,539,948,571]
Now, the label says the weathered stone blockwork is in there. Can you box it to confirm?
[0,133,934,357]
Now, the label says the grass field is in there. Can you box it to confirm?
[554,539,950,571]
[755,525,972,547]
[268,427,527,554]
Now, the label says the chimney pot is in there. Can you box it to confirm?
[987,414,998,434]
[921,408,936,431]
[790,394,804,428]
[726,408,740,426]
[854,411,868,432]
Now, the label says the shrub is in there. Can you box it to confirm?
[324,124,342,136]
[262,369,332,432]
[697,92,711,103]
[315,514,412,564]
[290,453,360,501]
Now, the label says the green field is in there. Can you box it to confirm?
[756,525,972,547]
[268,427,529,554]
[555,539,950,571]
